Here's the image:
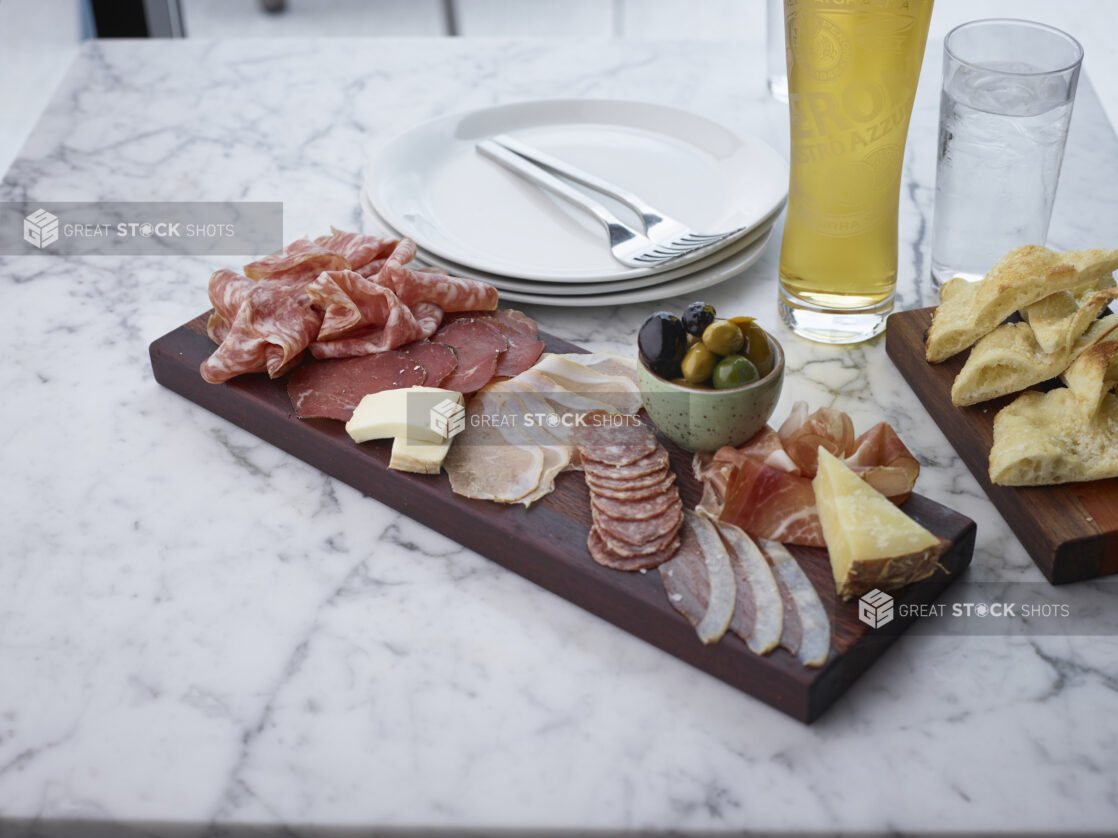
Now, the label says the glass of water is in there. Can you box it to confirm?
[930,19,1083,286]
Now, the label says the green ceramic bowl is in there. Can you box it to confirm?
[638,334,784,453]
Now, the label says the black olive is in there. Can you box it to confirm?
[638,311,687,379]
[681,301,717,336]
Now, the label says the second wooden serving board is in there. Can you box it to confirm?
[886,305,1118,584]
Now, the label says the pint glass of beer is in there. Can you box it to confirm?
[777,0,933,344]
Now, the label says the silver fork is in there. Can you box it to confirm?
[489,133,748,252]
[476,139,739,270]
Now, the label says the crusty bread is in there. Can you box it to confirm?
[1024,282,1118,354]
[950,313,1118,406]
[926,245,1118,363]
[989,390,1118,486]
[1062,338,1118,420]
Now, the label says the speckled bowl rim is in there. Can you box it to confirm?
[638,331,785,394]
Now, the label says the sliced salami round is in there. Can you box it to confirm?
[402,340,458,387]
[432,319,508,393]
[583,448,669,481]
[591,488,679,521]
[596,517,683,557]
[585,466,671,493]
[585,471,676,500]
[587,527,680,571]
[572,417,658,466]
[593,498,683,548]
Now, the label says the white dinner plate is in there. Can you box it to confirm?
[360,184,778,296]
[361,191,775,308]
[366,99,788,283]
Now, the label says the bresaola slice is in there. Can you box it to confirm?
[288,350,425,421]
[402,341,457,387]
[432,319,508,393]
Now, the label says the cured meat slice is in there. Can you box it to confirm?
[587,528,680,572]
[377,241,499,313]
[720,455,825,547]
[287,350,425,421]
[200,278,320,383]
[760,540,831,667]
[584,466,671,493]
[659,512,735,644]
[714,521,783,655]
[206,268,256,344]
[401,341,457,387]
[314,227,398,271]
[591,488,678,521]
[309,286,438,359]
[530,355,643,415]
[444,391,546,504]
[778,404,855,477]
[844,422,919,503]
[592,498,683,549]
[244,238,349,282]
[583,471,675,501]
[443,308,538,338]
[494,330,545,377]
[583,448,669,481]
[572,417,658,466]
[432,319,508,393]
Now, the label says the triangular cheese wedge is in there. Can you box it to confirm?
[813,448,945,601]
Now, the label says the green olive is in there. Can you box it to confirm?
[711,354,759,389]
[740,321,774,375]
[680,341,718,385]
[701,319,745,356]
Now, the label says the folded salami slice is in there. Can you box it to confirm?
[287,351,425,421]
[432,319,508,393]
[244,239,349,282]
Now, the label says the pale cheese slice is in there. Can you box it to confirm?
[346,386,463,445]
[389,436,452,475]
[813,448,944,601]
[926,245,1118,363]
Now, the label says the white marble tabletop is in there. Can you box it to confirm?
[2,32,1118,836]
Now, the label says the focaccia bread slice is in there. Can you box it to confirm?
[989,389,1118,486]
[1023,282,1118,354]
[926,245,1118,363]
[1061,338,1118,421]
[950,313,1118,406]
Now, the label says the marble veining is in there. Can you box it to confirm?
[1,33,1118,835]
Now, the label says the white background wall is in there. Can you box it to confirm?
[2,0,1116,175]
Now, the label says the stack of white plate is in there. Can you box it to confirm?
[362,99,788,307]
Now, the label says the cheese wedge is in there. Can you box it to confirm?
[346,387,464,445]
[389,436,452,475]
[813,448,945,601]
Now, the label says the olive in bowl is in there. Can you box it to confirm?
[638,329,784,453]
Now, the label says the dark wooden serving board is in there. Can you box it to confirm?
[151,312,974,723]
[886,306,1118,584]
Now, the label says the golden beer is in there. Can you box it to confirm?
[778,0,933,343]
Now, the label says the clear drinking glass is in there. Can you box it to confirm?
[767,0,788,102]
[930,19,1083,286]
